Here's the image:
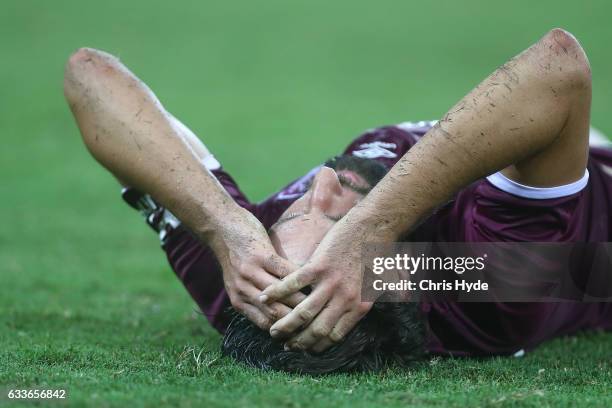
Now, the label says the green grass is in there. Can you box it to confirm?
[1,0,611,406]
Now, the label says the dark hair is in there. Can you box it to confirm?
[323,155,388,188]
[221,302,425,375]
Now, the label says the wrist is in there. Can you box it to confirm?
[340,209,398,244]
[345,180,432,241]
[343,197,426,243]
[193,203,248,246]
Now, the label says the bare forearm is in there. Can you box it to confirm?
[259,29,593,348]
[348,29,591,240]
[64,48,244,243]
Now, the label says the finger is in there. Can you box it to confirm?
[239,283,292,321]
[284,299,345,350]
[268,286,331,339]
[328,307,370,343]
[311,337,336,354]
[263,254,298,279]
[248,269,306,307]
[237,302,272,331]
[265,301,292,322]
[259,267,314,304]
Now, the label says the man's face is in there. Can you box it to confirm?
[269,166,371,265]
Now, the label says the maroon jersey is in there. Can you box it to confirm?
[162,121,612,355]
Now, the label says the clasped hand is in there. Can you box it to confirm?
[259,223,373,352]
[215,208,373,352]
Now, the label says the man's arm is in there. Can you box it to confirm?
[261,28,592,351]
[64,48,302,329]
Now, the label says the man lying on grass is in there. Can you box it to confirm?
[64,28,612,374]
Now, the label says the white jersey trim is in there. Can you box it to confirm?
[589,126,612,148]
[396,120,438,131]
[395,120,602,199]
[486,170,589,200]
[202,155,221,171]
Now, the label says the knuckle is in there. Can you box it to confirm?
[267,307,280,321]
[343,291,359,304]
[288,294,306,307]
[297,308,314,323]
[326,276,342,289]
[357,302,373,315]
[265,254,285,271]
[231,299,244,312]
[328,330,345,343]
[307,261,325,274]
[299,266,319,283]
[278,279,297,294]
[311,325,330,338]
[227,289,244,312]
[234,284,247,297]
[256,318,271,330]
[237,268,252,280]
[289,278,303,291]
[227,291,238,304]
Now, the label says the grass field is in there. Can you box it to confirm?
[1,1,611,407]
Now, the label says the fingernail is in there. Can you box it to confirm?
[259,295,268,303]
[284,343,291,351]
[270,329,279,337]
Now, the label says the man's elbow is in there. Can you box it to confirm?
[539,28,591,88]
[63,47,120,105]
